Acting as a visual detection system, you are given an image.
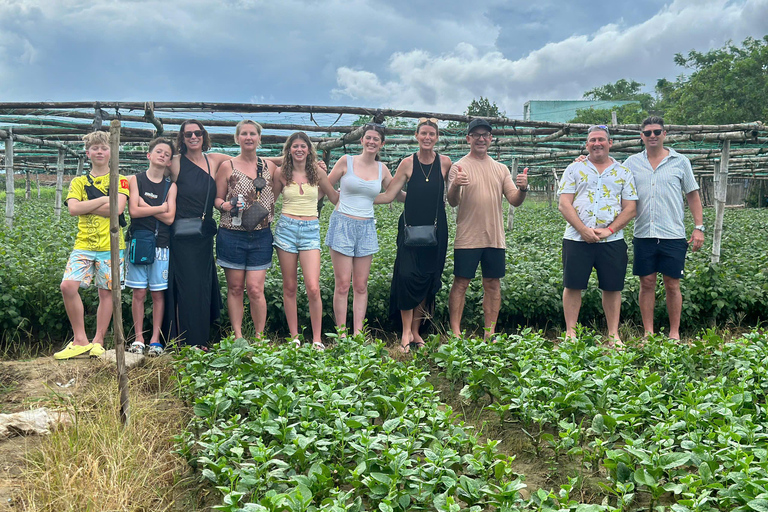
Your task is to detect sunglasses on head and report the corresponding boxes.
[418,117,439,125]
[363,123,385,130]
[183,130,204,138]
[642,129,663,137]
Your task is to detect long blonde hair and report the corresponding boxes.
[281,132,320,186]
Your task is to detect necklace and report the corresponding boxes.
[416,155,437,182]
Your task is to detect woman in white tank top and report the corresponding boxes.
[325,123,404,337]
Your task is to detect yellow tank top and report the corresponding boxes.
[282,182,319,217]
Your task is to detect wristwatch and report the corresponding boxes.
[694,225,705,232]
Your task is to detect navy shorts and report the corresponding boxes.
[562,239,627,291]
[216,227,273,271]
[633,237,688,278]
[453,247,506,279]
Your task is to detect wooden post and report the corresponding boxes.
[76,156,84,176]
[551,168,560,209]
[54,148,65,220]
[108,119,129,426]
[506,158,518,231]
[25,169,31,200]
[36,170,40,199]
[711,141,730,264]
[611,111,618,126]
[4,137,14,228]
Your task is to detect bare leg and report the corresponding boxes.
[131,287,147,343]
[410,299,428,346]
[330,250,352,330]
[245,270,268,337]
[639,274,657,336]
[602,290,622,344]
[92,288,114,346]
[277,249,300,338]
[149,290,164,344]
[299,250,323,344]
[400,309,414,351]
[224,268,246,339]
[482,278,501,338]
[562,287,582,339]
[351,255,373,335]
[61,280,89,345]
[449,276,471,335]
[663,275,682,340]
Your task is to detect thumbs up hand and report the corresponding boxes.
[516,167,529,191]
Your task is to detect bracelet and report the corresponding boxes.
[519,186,528,192]
[607,226,614,234]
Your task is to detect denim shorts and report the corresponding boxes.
[273,215,321,253]
[216,227,273,271]
[325,210,379,257]
[126,247,170,291]
[63,249,125,290]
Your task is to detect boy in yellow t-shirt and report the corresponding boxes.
[54,131,130,360]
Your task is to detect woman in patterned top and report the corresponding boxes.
[214,120,278,340]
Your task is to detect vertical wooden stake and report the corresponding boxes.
[76,156,84,176]
[611,110,618,126]
[4,137,14,228]
[25,169,31,200]
[711,141,730,264]
[54,149,65,221]
[507,158,518,231]
[108,120,130,426]
[36,171,40,199]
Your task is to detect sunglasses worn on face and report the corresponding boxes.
[469,132,491,140]
[184,130,204,138]
[642,129,663,137]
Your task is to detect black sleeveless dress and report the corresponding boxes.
[163,155,221,347]
[389,153,448,323]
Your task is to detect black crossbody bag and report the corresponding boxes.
[172,154,215,238]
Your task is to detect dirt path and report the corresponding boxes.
[0,357,102,510]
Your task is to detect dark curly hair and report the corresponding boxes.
[281,132,320,186]
[176,119,211,154]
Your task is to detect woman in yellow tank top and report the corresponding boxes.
[273,132,338,350]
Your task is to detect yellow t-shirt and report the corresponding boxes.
[67,173,130,251]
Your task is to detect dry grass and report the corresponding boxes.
[17,358,205,512]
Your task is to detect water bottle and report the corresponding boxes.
[232,194,243,227]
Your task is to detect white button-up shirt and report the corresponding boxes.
[558,158,638,242]
[623,148,698,239]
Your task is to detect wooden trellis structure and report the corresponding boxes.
[2,102,767,233]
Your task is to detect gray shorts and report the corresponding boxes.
[325,209,379,257]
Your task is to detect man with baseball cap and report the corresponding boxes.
[447,118,529,339]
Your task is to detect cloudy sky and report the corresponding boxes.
[1,0,766,118]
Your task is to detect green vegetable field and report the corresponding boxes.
[3,192,768,511]
[1,192,767,341]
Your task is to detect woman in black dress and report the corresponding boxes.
[164,120,232,348]
[375,118,451,352]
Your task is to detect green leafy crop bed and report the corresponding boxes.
[177,328,768,511]
[1,196,767,342]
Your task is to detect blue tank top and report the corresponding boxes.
[337,155,383,218]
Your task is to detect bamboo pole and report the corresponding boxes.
[507,159,518,231]
[4,137,14,228]
[108,119,129,426]
[54,149,65,221]
[711,141,730,264]
[36,171,40,199]
[25,170,30,200]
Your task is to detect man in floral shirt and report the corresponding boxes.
[558,125,637,346]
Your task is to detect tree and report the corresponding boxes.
[569,102,648,125]
[583,79,655,111]
[464,97,506,118]
[660,36,768,124]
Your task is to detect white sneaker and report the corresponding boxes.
[128,341,145,354]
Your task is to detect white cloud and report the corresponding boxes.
[333,0,768,116]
